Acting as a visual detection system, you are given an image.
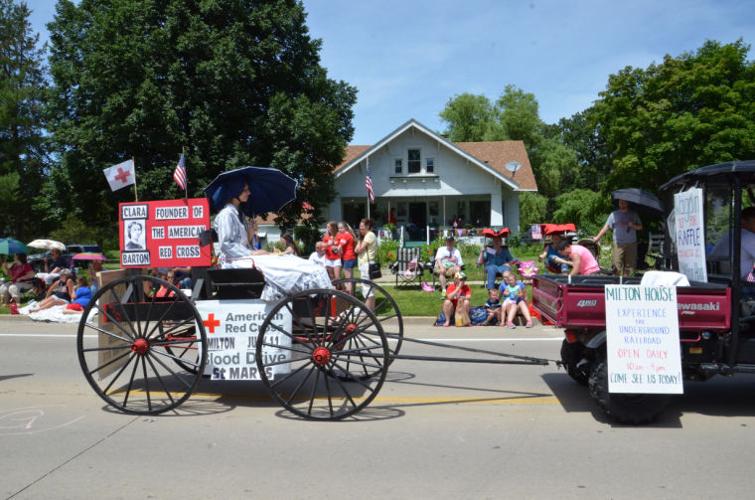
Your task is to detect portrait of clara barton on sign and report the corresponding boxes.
[124,220,146,251]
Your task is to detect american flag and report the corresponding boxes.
[173,153,187,191]
[365,163,375,203]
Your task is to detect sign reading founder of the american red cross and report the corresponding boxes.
[118,198,212,268]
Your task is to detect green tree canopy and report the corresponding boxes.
[592,39,755,190]
[46,0,356,233]
[0,0,47,239]
[439,93,495,142]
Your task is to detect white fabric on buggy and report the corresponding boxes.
[220,254,332,301]
[640,271,690,287]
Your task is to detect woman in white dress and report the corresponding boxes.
[211,178,330,301]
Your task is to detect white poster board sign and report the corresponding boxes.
[196,300,292,380]
[605,285,683,394]
[674,188,707,282]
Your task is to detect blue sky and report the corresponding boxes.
[27,0,755,144]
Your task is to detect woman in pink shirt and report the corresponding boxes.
[558,241,601,276]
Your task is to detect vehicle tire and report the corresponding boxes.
[560,339,589,386]
[588,361,670,425]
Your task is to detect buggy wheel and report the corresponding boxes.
[332,277,403,363]
[256,289,389,420]
[77,275,207,415]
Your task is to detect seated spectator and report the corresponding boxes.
[477,235,517,289]
[172,266,192,289]
[281,233,299,256]
[308,241,328,268]
[87,261,104,293]
[46,248,69,274]
[500,271,532,328]
[441,271,471,327]
[434,235,463,293]
[483,287,502,325]
[539,233,571,274]
[557,240,601,276]
[64,276,93,314]
[29,270,75,312]
[0,253,35,304]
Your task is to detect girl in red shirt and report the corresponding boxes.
[337,222,357,291]
[322,221,341,282]
[441,272,472,327]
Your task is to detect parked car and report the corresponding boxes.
[66,243,103,254]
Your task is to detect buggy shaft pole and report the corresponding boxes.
[390,354,548,365]
[386,334,552,364]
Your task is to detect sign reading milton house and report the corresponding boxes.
[605,285,683,394]
[118,198,211,268]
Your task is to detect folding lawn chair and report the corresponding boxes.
[391,247,423,287]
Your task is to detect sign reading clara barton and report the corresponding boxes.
[605,285,683,394]
[196,300,293,381]
[118,198,211,268]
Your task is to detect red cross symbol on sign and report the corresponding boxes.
[203,313,221,334]
[115,167,131,184]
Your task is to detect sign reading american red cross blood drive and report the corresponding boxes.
[196,300,293,381]
[118,198,211,268]
[605,285,684,394]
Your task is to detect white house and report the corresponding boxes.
[329,119,538,238]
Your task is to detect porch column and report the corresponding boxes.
[491,187,504,227]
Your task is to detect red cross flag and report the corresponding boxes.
[103,159,136,191]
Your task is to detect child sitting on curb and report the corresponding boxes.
[500,271,533,329]
[483,287,502,325]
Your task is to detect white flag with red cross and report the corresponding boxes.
[103,159,136,191]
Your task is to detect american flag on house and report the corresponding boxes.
[365,162,375,203]
[173,153,187,191]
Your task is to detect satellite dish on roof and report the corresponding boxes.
[505,161,522,173]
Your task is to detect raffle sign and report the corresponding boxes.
[118,198,211,268]
[196,300,293,381]
[674,188,707,282]
[605,285,683,394]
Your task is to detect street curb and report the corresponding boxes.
[0,315,35,322]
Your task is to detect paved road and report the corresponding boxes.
[1,318,755,499]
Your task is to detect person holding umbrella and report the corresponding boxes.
[593,198,643,276]
[204,166,331,301]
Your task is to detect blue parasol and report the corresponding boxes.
[612,188,664,214]
[0,238,29,255]
[204,166,298,217]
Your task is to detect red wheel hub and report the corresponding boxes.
[131,337,149,355]
[312,346,331,367]
[345,323,358,334]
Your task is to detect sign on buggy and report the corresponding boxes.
[118,198,211,268]
[605,285,683,394]
[196,300,293,381]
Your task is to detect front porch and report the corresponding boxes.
[341,195,501,239]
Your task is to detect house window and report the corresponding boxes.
[394,158,403,174]
[408,149,421,173]
[425,157,434,173]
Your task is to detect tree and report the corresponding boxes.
[46,0,356,232]
[439,93,496,141]
[592,40,755,190]
[0,0,47,239]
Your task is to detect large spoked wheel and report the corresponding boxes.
[256,288,389,420]
[333,277,403,364]
[77,275,207,415]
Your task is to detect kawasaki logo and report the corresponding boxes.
[678,302,720,312]
[576,299,598,308]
